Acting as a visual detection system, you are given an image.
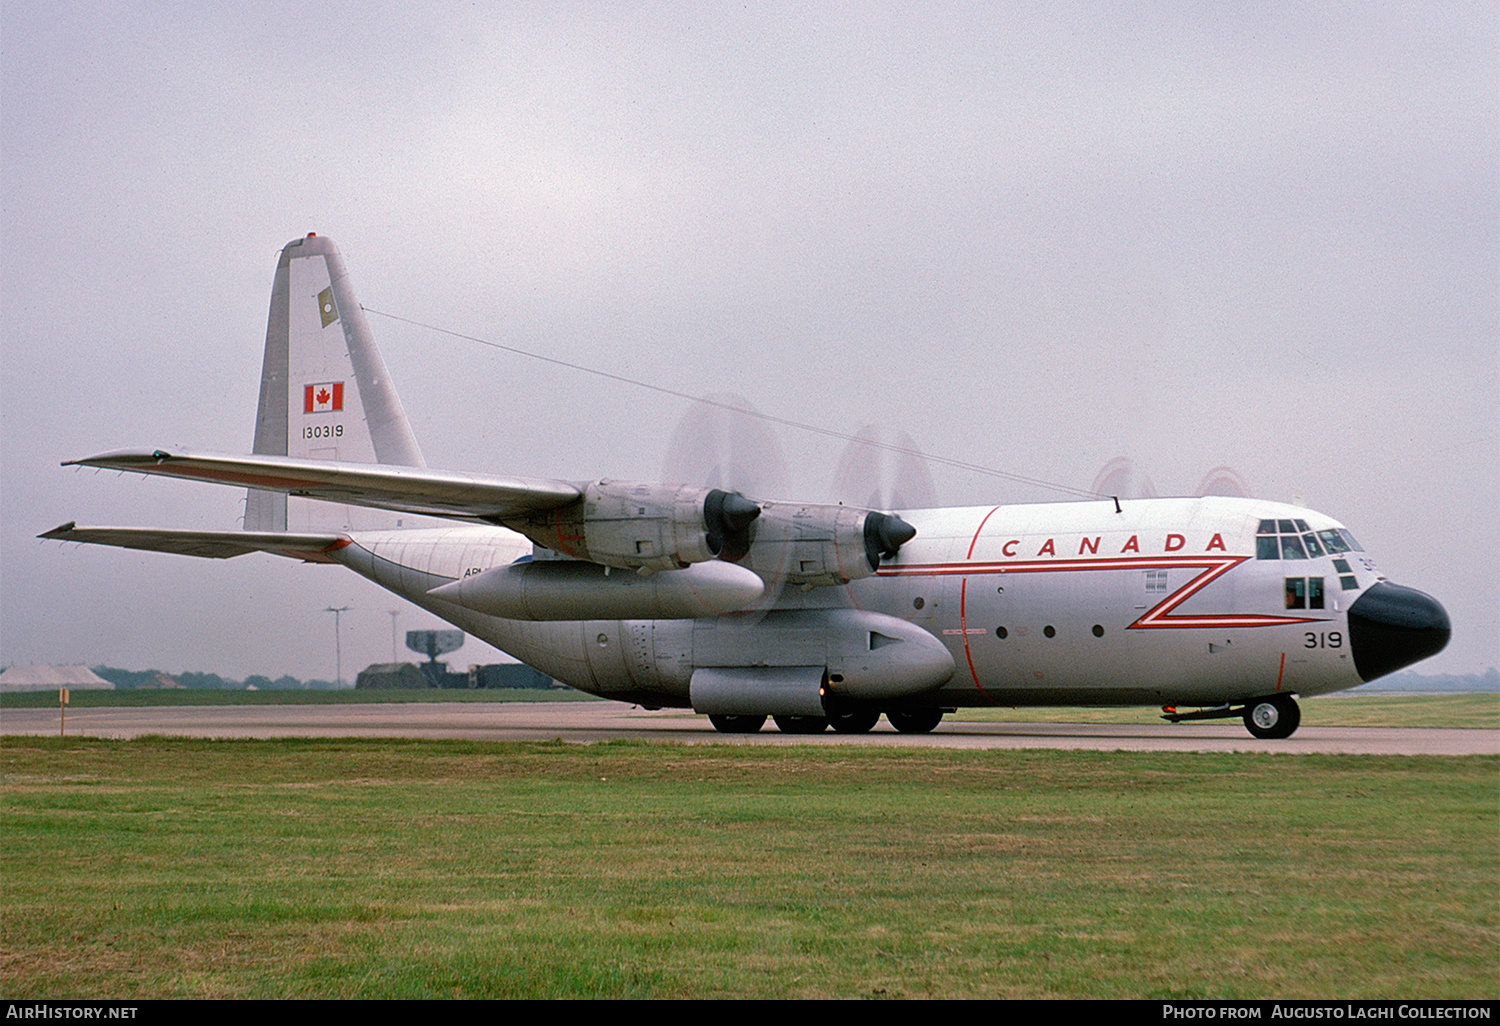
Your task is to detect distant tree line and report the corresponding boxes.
[90,663,562,691]
[1361,668,1500,693]
[92,667,339,690]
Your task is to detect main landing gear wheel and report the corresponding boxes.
[773,714,829,734]
[828,709,881,734]
[1242,695,1301,740]
[886,709,944,734]
[709,714,767,734]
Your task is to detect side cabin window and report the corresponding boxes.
[1285,576,1325,610]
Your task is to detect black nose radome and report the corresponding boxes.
[1347,582,1451,682]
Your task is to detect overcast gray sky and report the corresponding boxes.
[3,2,1495,681]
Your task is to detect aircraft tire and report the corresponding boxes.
[1242,695,1300,740]
[887,709,944,734]
[709,714,767,734]
[773,714,829,734]
[828,709,881,734]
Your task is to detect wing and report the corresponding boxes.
[63,449,582,522]
[38,523,352,562]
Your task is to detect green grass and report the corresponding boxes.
[2,737,1495,999]
[0,687,599,709]
[1300,692,1500,728]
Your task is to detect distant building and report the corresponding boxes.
[354,661,560,690]
[355,662,431,690]
[0,665,114,692]
[472,663,557,690]
[139,671,184,689]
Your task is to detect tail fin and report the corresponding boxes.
[246,234,425,531]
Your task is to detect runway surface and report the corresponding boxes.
[3,701,1495,755]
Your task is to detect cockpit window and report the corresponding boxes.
[1317,529,1350,554]
[1259,519,1353,561]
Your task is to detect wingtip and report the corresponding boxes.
[59,448,174,470]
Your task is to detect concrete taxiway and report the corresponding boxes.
[2,701,1495,755]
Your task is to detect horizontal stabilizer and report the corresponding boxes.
[63,449,582,523]
[39,523,352,563]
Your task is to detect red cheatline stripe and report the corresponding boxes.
[880,554,1247,576]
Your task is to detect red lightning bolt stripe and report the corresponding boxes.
[879,554,1318,630]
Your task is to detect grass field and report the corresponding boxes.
[0,687,599,709]
[3,737,1495,999]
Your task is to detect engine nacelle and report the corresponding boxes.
[507,481,760,574]
[740,502,917,586]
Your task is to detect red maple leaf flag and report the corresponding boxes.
[304,381,344,413]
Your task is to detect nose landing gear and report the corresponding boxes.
[1161,694,1303,739]
[1242,694,1301,740]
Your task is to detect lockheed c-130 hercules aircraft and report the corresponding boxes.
[44,234,1452,738]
